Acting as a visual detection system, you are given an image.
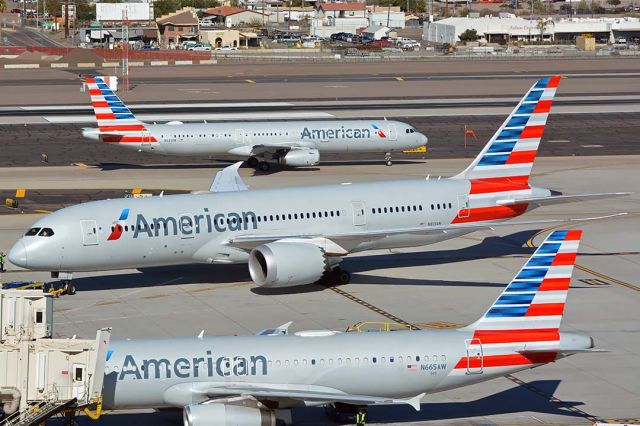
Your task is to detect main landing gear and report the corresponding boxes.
[320,267,351,286]
[247,156,271,172]
[325,403,367,425]
[385,152,393,166]
[61,280,76,295]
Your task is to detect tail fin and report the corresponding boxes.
[85,76,156,143]
[467,229,581,340]
[454,76,562,182]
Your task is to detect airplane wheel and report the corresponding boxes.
[386,160,393,166]
[247,157,259,168]
[258,161,270,172]
[333,268,351,285]
[63,281,76,295]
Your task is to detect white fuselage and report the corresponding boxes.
[84,119,427,158]
[9,177,545,273]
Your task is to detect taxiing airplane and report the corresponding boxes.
[9,76,627,294]
[81,77,427,170]
[101,230,598,426]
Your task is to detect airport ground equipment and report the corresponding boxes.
[0,289,111,425]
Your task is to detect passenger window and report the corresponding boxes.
[372,357,377,363]
[25,227,41,236]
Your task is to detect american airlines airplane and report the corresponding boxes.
[8,76,626,295]
[81,77,427,170]
[101,230,597,426]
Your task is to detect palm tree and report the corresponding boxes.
[0,0,7,13]
[536,17,551,42]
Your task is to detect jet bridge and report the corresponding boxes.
[0,289,111,425]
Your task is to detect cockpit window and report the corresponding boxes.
[38,228,54,237]
[25,227,41,236]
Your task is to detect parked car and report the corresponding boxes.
[368,39,393,47]
[330,32,354,42]
[215,45,238,51]
[302,35,325,43]
[190,44,212,51]
[140,44,160,50]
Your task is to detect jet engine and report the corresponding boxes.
[183,403,275,426]
[280,148,320,167]
[248,242,328,288]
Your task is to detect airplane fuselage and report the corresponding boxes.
[84,119,427,158]
[10,177,548,273]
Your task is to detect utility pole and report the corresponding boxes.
[64,0,69,38]
[122,7,129,91]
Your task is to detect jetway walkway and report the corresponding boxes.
[0,289,111,425]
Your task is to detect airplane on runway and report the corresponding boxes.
[99,230,598,426]
[80,77,427,170]
[9,76,628,295]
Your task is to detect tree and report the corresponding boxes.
[459,28,479,42]
[536,17,550,41]
[0,0,6,13]
[414,0,426,13]
[154,0,180,18]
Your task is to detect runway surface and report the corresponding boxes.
[0,113,637,168]
[0,156,638,425]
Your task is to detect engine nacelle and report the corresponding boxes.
[183,403,275,426]
[280,148,320,167]
[248,242,327,288]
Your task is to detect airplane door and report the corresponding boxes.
[71,363,87,399]
[234,129,245,145]
[457,194,470,218]
[387,124,398,141]
[465,338,483,374]
[80,220,99,246]
[351,201,366,226]
[141,130,154,151]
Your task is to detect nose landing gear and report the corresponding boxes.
[385,152,392,166]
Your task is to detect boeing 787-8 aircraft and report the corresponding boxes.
[100,230,597,426]
[81,77,427,170]
[9,76,627,294]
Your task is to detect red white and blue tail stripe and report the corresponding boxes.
[86,76,156,144]
[452,230,581,374]
[469,229,581,339]
[455,75,561,182]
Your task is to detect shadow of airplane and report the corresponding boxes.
[76,380,589,425]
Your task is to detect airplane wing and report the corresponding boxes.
[224,213,627,252]
[209,162,249,193]
[496,192,630,207]
[199,383,424,411]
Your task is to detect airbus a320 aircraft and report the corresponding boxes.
[81,77,427,170]
[9,76,627,294]
[100,230,597,426]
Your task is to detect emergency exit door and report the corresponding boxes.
[387,124,397,141]
[351,201,366,226]
[80,220,99,245]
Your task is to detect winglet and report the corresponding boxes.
[197,330,205,340]
[210,162,249,193]
[257,321,293,336]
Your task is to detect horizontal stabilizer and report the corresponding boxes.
[497,192,631,207]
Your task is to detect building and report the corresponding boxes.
[315,2,367,20]
[311,2,368,37]
[156,8,199,47]
[362,24,389,40]
[423,15,640,45]
[368,5,405,29]
[200,28,260,48]
[203,6,268,28]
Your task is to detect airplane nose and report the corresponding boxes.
[8,241,27,268]
[421,134,428,145]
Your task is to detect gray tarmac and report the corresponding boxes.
[1,112,639,168]
[0,156,638,425]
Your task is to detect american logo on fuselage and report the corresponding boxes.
[116,351,268,381]
[108,208,258,241]
[300,126,375,140]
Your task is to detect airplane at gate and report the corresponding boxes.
[81,77,428,170]
[100,230,598,426]
[8,76,628,294]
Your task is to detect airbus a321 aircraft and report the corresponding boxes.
[81,77,427,170]
[100,230,597,426]
[9,76,627,294]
